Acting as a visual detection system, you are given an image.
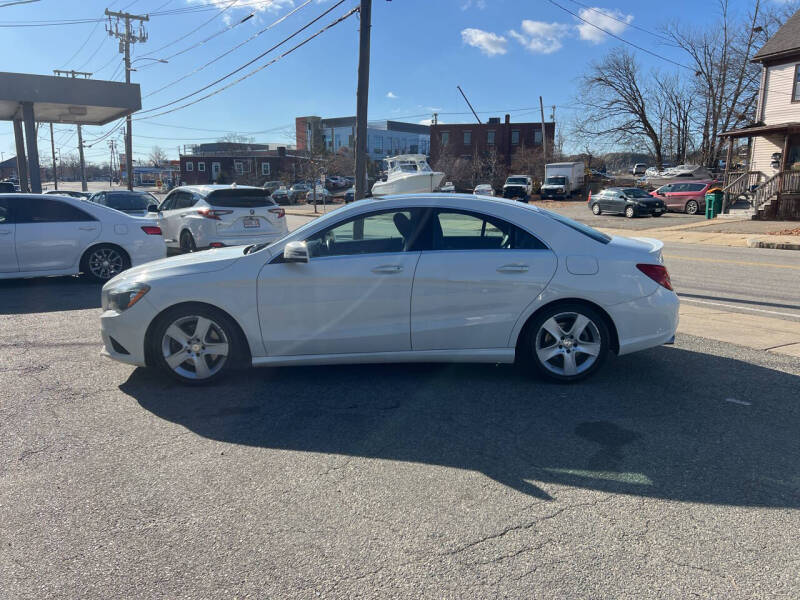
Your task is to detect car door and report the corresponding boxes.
[603,191,624,214]
[410,209,557,350]
[158,191,189,245]
[258,208,426,356]
[665,183,689,210]
[14,197,100,272]
[0,198,18,272]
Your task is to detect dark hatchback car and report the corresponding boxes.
[589,187,666,218]
[89,190,159,216]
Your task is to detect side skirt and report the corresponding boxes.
[251,348,516,368]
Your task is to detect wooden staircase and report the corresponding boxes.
[722,170,800,219]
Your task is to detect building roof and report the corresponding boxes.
[0,156,16,169]
[752,10,800,62]
[720,122,800,138]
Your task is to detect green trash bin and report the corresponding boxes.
[705,188,724,219]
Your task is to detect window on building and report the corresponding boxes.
[185,161,194,172]
[375,136,384,154]
[534,129,542,145]
[511,130,520,145]
[487,130,495,145]
[234,161,243,174]
[441,131,450,146]
[198,162,206,172]
[463,131,472,145]
[794,64,800,102]
[262,162,270,176]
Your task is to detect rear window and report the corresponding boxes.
[105,192,155,210]
[206,189,276,208]
[542,210,611,244]
[623,188,652,198]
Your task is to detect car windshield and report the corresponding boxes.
[206,189,276,207]
[545,177,566,185]
[507,177,527,184]
[104,192,155,210]
[623,188,653,198]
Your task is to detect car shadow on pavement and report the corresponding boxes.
[0,277,101,314]
[121,344,800,508]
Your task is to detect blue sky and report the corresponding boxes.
[0,0,793,163]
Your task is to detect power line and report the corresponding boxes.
[142,0,312,98]
[545,0,691,71]
[137,0,348,115]
[136,6,358,120]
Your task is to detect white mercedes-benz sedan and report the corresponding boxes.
[100,194,678,384]
[0,193,166,282]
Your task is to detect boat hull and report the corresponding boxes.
[372,171,445,196]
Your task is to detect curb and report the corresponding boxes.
[746,237,800,251]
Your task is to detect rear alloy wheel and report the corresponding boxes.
[625,206,635,218]
[151,307,242,384]
[180,230,197,253]
[82,245,130,282]
[591,203,601,215]
[685,200,699,215]
[523,303,609,383]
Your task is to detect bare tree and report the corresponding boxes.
[148,146,167,167]
[576,48,665,168]
[510,143,544,179]
[217,132,255,145]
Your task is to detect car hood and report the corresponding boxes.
[108,247,245,285]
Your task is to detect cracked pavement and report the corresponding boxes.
[1,277,799,599]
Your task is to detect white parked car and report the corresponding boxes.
[305,185,331,203]
[100,194,679,385]
[473,184,495,196]
[156,185,288,252]
[0,193,165,282]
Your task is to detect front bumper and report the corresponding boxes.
[99,298,158,367]
[634,204,666,216]
[607,286,679,356]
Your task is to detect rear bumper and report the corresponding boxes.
[607,286,679,356]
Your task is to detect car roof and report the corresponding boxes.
[174,184,264,196]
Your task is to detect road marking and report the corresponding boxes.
[663,254,800,270]
[678,297,800,319]
[725,398,751,406]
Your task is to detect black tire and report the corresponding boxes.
[520,302,610,383]
[625,206,635,218]
[653,211,663,217]
[591,203,601,215]
[685,200,699,215]
[179,230,197,253]
[148,304,248,385]
[80,244,131,282]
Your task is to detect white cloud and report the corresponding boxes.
[509,20,570,54]
[186,0,295,14]
[460,0,487,9]
[386,91,398,99]
[460,28,508,56]
[576,7,633,44]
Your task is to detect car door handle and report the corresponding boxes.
[371,265,403,274]
[497,264,529,273]
[78,226,97,231]
[0,229,11,235]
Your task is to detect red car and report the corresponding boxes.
[650,180,717,215]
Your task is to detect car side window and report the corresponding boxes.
[0,199,10,224]
[94,192,107,206]
[687,183,706,192]
[15,198,96,223]
[434,209,546,251]
[305,209,423,258]
[671,184,689,193]
[159,192,176,211]
[658,185,672,194]
[175,192,197,210]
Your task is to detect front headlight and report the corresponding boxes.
[102,282,151,312]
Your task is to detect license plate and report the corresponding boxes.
[654,208,663,213]
[243,217,260,228]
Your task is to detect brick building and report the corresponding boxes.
[430,115,555,166]
[178,142,307,186]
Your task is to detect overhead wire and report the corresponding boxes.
[139,0,240,58]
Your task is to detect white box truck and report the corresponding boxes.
[540,162,585,199]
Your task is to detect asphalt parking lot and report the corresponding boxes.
[2,277,799,598]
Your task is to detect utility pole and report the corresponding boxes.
[105,8,149,191]
[49,123,58,190]
[539,96,548,163]
[54,69,92,192]
[108,139,116,186]
[354,0,371,201]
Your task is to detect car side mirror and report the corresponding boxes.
[283,240,309,263]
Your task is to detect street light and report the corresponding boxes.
[129,57,168,71]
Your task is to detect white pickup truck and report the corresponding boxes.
[502,175,533,201]
[540,162,585,199]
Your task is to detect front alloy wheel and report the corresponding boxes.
[591,203,601,215]
[685,200,699,215]
[524,304,609,382]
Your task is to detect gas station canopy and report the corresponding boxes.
[0,71,141,193]
[0,71,140,125]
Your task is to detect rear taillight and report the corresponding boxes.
[269,207,285,218]
[141,226,162,235]
[636,263,673,291]
[197,208,234,220]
